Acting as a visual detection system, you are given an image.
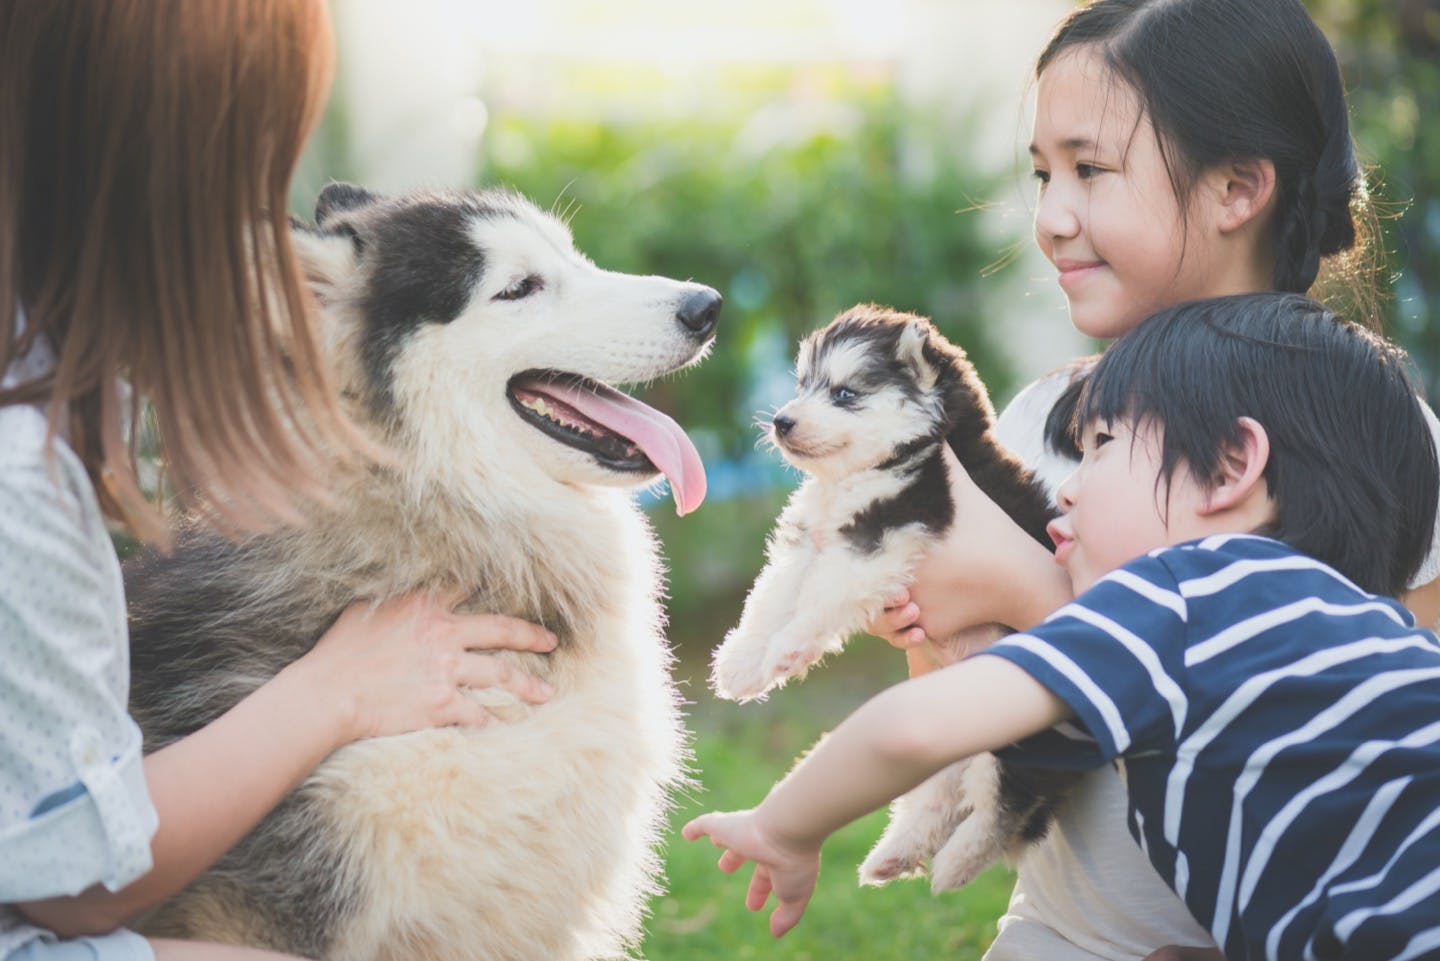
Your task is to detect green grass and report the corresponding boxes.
[641,653,1014,960]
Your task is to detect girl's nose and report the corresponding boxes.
[1034,183,1081,244]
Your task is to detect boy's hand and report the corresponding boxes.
[682,810,820,938]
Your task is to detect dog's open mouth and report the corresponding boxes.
[507,371,707,516]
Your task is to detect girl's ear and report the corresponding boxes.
[1207,157,1278,234]
[1201,416,1271,515]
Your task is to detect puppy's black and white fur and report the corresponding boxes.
[711,303,1077,890]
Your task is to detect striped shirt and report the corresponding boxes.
[987,534,1440,961]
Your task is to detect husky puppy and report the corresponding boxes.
[711,303,1075,890]
[125,184,720,961]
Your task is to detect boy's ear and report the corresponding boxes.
[1201,416,1271,515]
[1207,157,1277,235]
[896,320,939,391]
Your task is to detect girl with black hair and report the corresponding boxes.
[860,1,1440,958]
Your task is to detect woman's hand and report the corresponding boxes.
[297,590,559,742]
[682,810,821,938]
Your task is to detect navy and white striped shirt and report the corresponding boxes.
[987,534,1440,961]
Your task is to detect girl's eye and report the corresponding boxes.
[831,386,857,403]
[1093,430,1114,448]
[495,276,542,301]
[1076,163,1102,180]
[1031,168,1051,187]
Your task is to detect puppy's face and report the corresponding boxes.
[770,307,946,479]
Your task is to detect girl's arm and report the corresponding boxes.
[17,594,555,936]
[684,655,1069,936]
[1401,576,1440,630]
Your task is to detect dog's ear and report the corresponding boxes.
[896,320,940,391]
[291,224,362,305]
[315,182,381,226]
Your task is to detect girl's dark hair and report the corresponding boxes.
[1077,293,1437,598]
[1037,0,1366,297]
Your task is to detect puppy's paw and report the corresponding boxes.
[711,628,779,701]
[928,823,1005,893]
[858,842,928,887]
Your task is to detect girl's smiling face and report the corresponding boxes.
[1029,46,1223,340]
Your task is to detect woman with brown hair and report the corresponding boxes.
[0,3,553,960]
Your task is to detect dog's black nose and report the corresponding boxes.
[676,288,722,338]
[773,414,796,437]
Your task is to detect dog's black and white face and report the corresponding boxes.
[771,306,948,480]
[293,184,719,514]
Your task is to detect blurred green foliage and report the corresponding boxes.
[1313,0,1440,392]
[476,95,1012,653]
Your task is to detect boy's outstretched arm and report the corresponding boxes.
[684,654,1069,936]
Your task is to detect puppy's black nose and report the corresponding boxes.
[676,288,722,338]
[773,414,796,437]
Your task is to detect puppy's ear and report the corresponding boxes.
[292,224,362,305]
[896,320,940,391]
[315,182,381,226]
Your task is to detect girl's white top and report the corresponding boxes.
[980,367,1440,961]
[0,322,158,955]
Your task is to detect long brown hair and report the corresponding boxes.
[0,0,367,544]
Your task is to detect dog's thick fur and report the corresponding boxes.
[125,184,720,961]
[710,304,1077,890]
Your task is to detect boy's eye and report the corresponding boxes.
[1031,168,1051,187]
[494,275,542,301]
[831,386,857,403]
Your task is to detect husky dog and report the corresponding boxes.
[125,184,720,961]
[710,304,1076,890]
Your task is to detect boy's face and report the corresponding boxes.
[1048,418,1209,593]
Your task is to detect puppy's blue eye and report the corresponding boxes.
[831,386,856,403]
[495,276,541,301]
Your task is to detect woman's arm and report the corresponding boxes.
[18,594,556,936]
[684,655,1068,936]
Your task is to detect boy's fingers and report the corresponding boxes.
[745,865,774,911]
[681,819,708,842]
[770,898,807,938]
[718,849,748,873]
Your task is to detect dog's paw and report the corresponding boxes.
[711,630,777,701]
[858,845,928,887]
[928,824,1005,893]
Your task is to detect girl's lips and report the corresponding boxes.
[1056,259,1106,290]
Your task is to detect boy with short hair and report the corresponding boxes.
[684,293,1440,961]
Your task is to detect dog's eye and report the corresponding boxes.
[831,386,857,403]
[495,276,542,301]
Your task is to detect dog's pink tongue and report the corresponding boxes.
[540,379,707,516]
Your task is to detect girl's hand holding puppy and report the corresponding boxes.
[868,446,1071,649]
